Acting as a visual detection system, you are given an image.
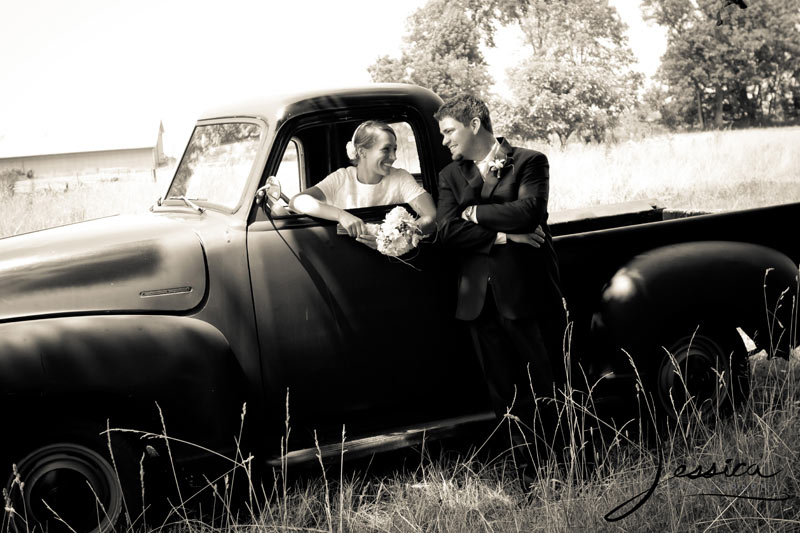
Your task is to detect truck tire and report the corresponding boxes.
[645,325,750,424]
[3,423,143,533]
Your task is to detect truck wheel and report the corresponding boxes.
[4,429,140,533]
[649,326,749,424]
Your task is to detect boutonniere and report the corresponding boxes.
[489,158,513,177]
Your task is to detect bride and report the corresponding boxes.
[289,120,436,248]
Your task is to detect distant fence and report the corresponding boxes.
[13,167,169,194]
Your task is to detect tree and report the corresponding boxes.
[370,0,642,145]
[500,61,636,147]
[643,0,800,129]
[368,0,494,100]
[498,0,642,146]
[1,168,25,197]
[516,0,637,68]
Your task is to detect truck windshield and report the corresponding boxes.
[167,122,262,210]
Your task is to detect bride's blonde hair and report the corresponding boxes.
[346,121,396,165]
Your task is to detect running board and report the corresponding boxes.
[266,412,495,468]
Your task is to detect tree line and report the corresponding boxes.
[368,0,800,147]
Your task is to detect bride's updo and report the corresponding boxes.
[345,121,396,165]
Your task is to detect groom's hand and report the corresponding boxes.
[507,225,545,248]
[461,205,478,223]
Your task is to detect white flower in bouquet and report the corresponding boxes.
[374,206,421,257]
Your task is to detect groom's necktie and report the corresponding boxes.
[479,160,499,200]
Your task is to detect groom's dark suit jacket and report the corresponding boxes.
[436,138,563,321]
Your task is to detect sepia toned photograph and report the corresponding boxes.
[1,0,798,531]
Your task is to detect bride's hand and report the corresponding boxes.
[337,210,367,237]
[416,215,436,236]
[356,234,377,250]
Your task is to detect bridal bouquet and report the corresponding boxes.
[371,206,422,257]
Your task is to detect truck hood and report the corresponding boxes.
[0,214,207,321]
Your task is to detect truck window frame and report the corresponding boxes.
[273,136,305,202]
[252,106,434,225]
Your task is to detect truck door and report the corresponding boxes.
[246,113,487,448]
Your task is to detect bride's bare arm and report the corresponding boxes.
[289,187,367,237]
[409,192,437,235]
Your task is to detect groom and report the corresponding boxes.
[433,94,567,483]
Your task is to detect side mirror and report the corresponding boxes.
[255,177,290,215]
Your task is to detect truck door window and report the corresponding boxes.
[275,138,303,200]
[282,118,424,199]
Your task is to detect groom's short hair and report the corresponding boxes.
[434,94,494,134]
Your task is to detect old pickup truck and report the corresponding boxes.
[1,84,798,531]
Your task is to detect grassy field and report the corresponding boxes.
[535,126,800,213]
[1,126,799,531]
[101,350,800,532]
[0,168,171,239]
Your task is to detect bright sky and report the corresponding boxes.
[0,0,666,157]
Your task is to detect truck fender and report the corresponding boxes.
[0,314,248,453]
[594,241,798,359]
[591,241,798,421]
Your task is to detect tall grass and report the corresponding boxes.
[84,347,797,532]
